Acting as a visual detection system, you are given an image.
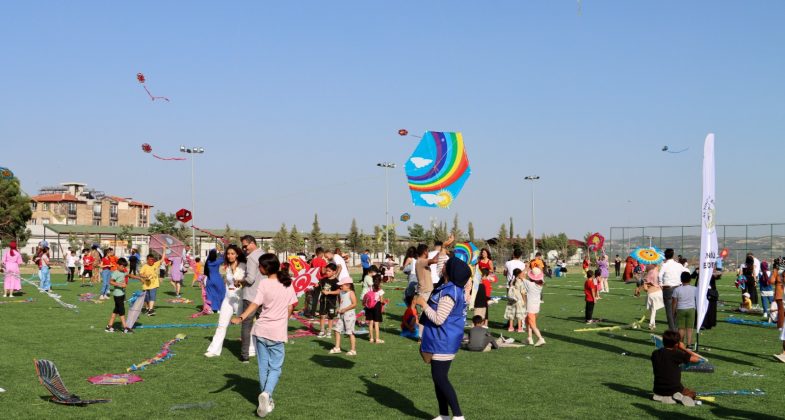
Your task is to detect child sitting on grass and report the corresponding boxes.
[105,258,132,333]
[400,295,419,339]
[651,330,701,406]
[464,315,520,351]
[329,278,357,356]
[584,270,598,323]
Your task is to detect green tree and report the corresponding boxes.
[497,223,509,252]
[272,223,289,256]
[309,213,323,251]
[0,178,32,247]
[221,224,241,245]
[117,225,135,251]
[467,221,475,243]
[407,223,430,244]
[432,222,448,243]
[289,225,304,254]
[149,211,189,242]
[509,217,514,239]
[347,219,362,256]
[326,234,341,253]
[67,233,81,252]
[450,214,464,242]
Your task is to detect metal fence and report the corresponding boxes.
[608,224,785,268]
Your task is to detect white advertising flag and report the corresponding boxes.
[696,133,717,331]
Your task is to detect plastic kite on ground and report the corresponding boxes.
[406,131,471,208]
[400,213,411,222]
[141,143,186,161]
[0,167,14,180]
[87,373,143,386]
[127,334,186,372]
[587,233,605,252]
[454,242,479,266]
[630,246,664,265]
[662,145,689,154]
[0,297,33,304]
[136,72,170,102]
[34,359,110,406]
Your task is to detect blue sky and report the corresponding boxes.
[2,1,784,239]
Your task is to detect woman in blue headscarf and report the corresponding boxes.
[414,256,469,420]
[204,249,225,312]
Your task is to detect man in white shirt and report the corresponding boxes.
[427,236,454,285]
[327,248,352,284]
[504,248,526,286]
[658,248,689,331]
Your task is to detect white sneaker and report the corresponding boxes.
[453,417,466,420]
[527,337,534,345]
[204,352,219,358]
[347,350,357,356]
[257,392,271,417]
[653,394,676,404]
[673,392,695,407]
[329,347,341,354]
[268,398,275,414]
[774,353,785,363]
[534,338,546,347]
[431,416,449,420]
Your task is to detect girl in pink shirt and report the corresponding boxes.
[2,241,23,297]
[232,253,297,418]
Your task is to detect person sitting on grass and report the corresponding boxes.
[672,272,698,349]
[464,315,520,352]
[105,258,132,333]
[400,295,419,339]
[584,270,598,324]
[651,330,701,406]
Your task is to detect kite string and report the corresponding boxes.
[142,84,170,102]
[152,155,186,161]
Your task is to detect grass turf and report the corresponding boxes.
[1,270,784,419]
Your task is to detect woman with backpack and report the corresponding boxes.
[363,275,385,343]
[504,268,527,332]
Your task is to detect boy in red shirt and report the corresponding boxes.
[584,270,598,323]
[82,250,94,288]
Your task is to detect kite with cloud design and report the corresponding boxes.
[405,131,471,208]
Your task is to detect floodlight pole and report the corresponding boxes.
[180,146,205,256]
[377,162,396,255]
[525,175,540,255]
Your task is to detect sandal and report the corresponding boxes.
[375,339,385,344]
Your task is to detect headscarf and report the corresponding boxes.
[444,257,471,289]
[761,261,770,285]
[8,241,17,256]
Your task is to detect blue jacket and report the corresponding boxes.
[421,282,466,355]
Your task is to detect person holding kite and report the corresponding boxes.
[597,255,610,294]
[231,254,298,418]
[128,245,166,317]
[414,257,469,420]
[204,249,226,313]
[205,245,247,358]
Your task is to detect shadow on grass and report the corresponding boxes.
[546,315,628,326]
[630,403,702,419]
[603,382,651,399]
[710,406,783,420]
[543,331,648,360]
[211,373,258,406]
[310,354,355,369]
[597,332,757,367]
[357,376,432,419]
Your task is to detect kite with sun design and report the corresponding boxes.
[405,131,471,208]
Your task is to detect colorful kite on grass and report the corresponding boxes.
[141,143,186,161]
[136,72,170,102]
[127,334,186,372]
[406,131,471,208]
[587,233,605,252]
[87,373,143,386]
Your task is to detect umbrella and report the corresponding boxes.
[587,233,605,252]
[406,131,471,208]
[149,234,186,258]
[630,246,664,265]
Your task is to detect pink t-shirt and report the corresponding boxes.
[251,277,298,343]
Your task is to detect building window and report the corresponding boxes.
[67,202,77,215]
[31,202,38,211]
[93,204,102,217]
[66,219,76,225]
[42,218,50,224]
[43,203,50,211]
[30,218,37,225]
[93,219,101,226]
[110,204,118,217]
[109,221,118,227]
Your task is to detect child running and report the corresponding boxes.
[505,268,527,332]
[330,277,358,356]
[105,258,132,333]
[191,257,203,287]
[363,275,385,344]
[81,249,94,287]
[584,270,598,324]
[129,247,165,317]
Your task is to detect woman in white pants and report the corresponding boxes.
[205,244,247,358]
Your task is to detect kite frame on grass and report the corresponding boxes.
[127,334,187,372]
[34,359,111,406]
[87,373,143,386]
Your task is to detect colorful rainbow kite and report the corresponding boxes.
[454,242,479,265]
[405,131,471,208]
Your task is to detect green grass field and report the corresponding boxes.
[2,270,784,419]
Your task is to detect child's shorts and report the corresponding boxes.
[676,309,696,329]
[113,295,126,315]
[145,288,158,303]
[333,311,356,335]
[365,302,384,322]
[320,297,337,319]
[83,269,92,278]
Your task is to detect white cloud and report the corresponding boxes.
[420,193,444,205]
[410,157,433,169]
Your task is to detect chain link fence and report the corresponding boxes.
[608,224,785,269]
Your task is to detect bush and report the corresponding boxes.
[21,253,30,264]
